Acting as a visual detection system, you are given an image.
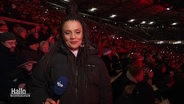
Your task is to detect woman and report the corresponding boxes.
[28,2,112,104]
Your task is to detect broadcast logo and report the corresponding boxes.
[10,88,30,97]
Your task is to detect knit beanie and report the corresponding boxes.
[0,32,16,42]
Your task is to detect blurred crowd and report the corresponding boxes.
[0,0,184,104]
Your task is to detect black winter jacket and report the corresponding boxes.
[29,46,113,104]
[0,44,26,101]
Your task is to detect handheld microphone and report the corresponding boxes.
[53,76,68,101]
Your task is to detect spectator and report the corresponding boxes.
[0,32,32,104]
[39,40,50,55]
[113,65,155,104]
[21,34,42,63]
[0,20,9,33]
[14,27,28,50]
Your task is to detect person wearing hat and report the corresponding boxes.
[0,32,31,104]
[14,27,28,51]
[0,32,17,52]
[20,34,42,64]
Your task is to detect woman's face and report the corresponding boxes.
[62,20,83,51]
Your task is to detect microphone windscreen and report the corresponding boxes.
[54,76,68,95]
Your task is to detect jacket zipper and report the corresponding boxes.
[74,56,78,100]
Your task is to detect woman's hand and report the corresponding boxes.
[44,98,60,104]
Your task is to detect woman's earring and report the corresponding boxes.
[80,41,84,47]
